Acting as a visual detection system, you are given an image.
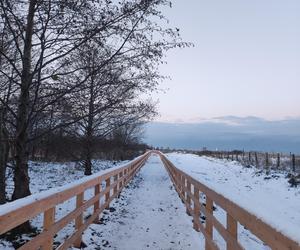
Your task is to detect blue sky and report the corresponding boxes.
[155,0,300,122]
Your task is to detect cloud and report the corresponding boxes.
[144,116,300,153]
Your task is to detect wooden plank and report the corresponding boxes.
[42,207,55,250]
[113,174,118,195]
[227,213,238,250]
[204,210,244,250]
[74,192,84,248]
[123,169,127,186]
[193,187,200,232]
[197,216,220,250]
[181,175,185,202]
[119,171,123,190]
[93,184,101,223]
[205,197,214,250]
[105,178,111,204]
[186,180,192,215]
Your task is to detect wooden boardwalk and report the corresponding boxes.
[0,151,299,250]
[77,154,202,249]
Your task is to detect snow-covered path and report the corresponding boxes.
[77,154,203,250]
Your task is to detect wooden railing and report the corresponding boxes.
[158,152,300,250]
[0,151,151,250]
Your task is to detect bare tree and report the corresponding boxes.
[0,0,179,200]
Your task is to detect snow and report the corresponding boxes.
[0,159,128,249]
[74,153,203,250]
[1,152,299,249]
[166,152,300,248]
[1,154,202,250]
[0,157,144,216]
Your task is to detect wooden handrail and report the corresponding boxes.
[0,152,151,249]
[158,151,300,250]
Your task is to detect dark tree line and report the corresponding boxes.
[0,0,188,207]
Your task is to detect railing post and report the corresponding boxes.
[205,197,213,250]
[227,213,237,250]
[130,164,134,179]
[105,177,111,205]
[180,175,185,202]
[119,171,123,190]
[186,180,191,216]
[74,192,84,248]
[193,187,200,232]
[93,184,101,223]
[124,169,128,185]
[43,207,55,250]
[176,172,181,198]
[113,174,118,195]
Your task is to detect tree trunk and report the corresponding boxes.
[12,0,37,201]
[84,69,95,176]
[0,114,9,204]
[84,136,92,175]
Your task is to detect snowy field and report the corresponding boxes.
[166,152,300,249]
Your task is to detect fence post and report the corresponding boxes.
[177,173,182,199]
[105,178,111,207]
[113,174,118,195]
[119,171,123,190]
[186,180,191,216]
[193,187,200,232]
[292,154,296,172]
[124,169,128,185]
[205,197,213,250]
[43,207,55,250]
[265,152,270,174]
[180,175,185,202]
[255,152,259,167]
[74,192,84,248]
[93,184,101,223]
[226,213,237,250]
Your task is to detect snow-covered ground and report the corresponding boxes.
[1,152,299,249]
[1,155,203,250]
[5,159,126,200]
[1,159,127,249]
[166,152,300,249]
[76,154,203,250]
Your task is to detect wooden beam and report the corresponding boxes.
[74,192,84,248]
[227,213,238,250]
[43,207,55,250]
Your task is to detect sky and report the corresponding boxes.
[144,116,300,153]
[154,0,300,123]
